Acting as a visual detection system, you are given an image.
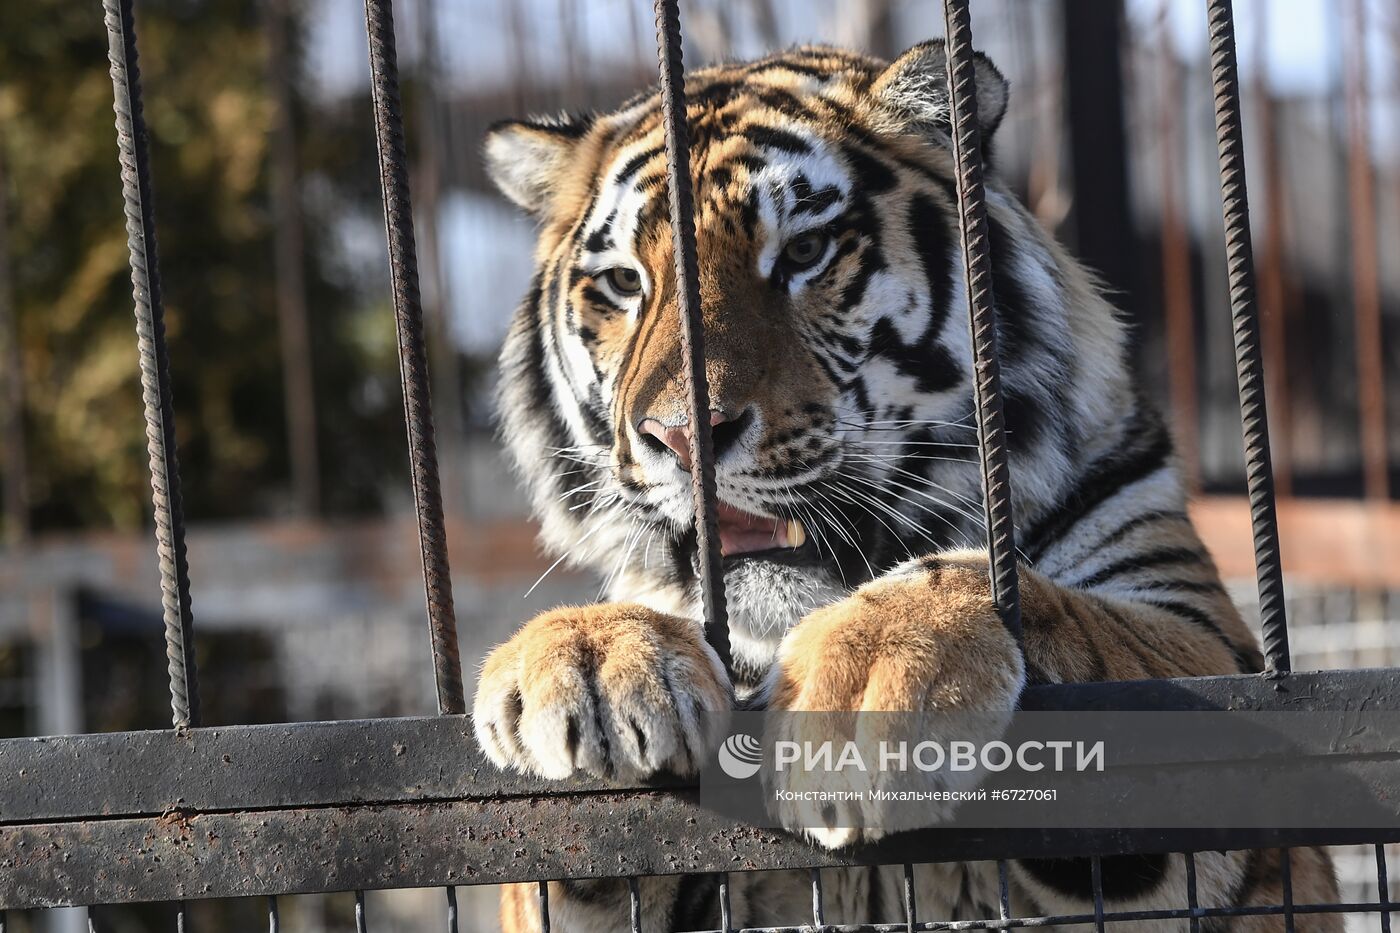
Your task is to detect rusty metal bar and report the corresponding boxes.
[651,0,731,670]
[102,0,200,728]
[1344,0,1389,501]
[1204,0,1290,672]
[5,668,1396,825]
[361,0,465,714]
[940,0,1022,641]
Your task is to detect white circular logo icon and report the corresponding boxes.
[717,733,763,779]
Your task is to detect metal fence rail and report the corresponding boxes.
[0,0,1395,930]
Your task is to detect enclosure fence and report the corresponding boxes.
[1,0,1399,931]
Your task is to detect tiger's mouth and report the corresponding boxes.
[715,501,816,562]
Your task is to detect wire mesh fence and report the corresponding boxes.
[1,0,1398,931]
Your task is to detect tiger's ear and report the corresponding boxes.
[872,40,1009,142]
[484,116,591,214]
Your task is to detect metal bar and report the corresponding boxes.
[101,0,200,728]
[1203,0,1290,673]
[720,874,733,933]
[1343,0,1389,501]
[810,868,825,929]
[4,669,1398,824]
[939,0,1021,641]
[355,889,367,933]
[651,0,731,671]
[1378,844,1392,933]
[1280,849,1295,933]
[1090,857,1105,933]
[445,885,457,933]
[361,0,465,714]
[178,901,190,933]
[629,876,643,933]
[10,788,1397,911]
[1184,852,1200,933]
[268,896,279,933]
[903,863,917,933]
[598,900,1400,933]
[997,860,1011,921]
[539,880,551,933]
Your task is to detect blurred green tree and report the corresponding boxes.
[0,0,405,532]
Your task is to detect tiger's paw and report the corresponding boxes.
[765,555,1025,849]
[473,603,732,781]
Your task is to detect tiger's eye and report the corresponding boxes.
[782,231,828,269]
[604,266,643,296]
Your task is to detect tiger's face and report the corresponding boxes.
[488,43,1128,678]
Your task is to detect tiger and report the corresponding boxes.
[472,40,1340,933]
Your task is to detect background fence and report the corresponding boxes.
[1,0,1399,930]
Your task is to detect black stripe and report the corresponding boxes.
[1023,416,1173,561]
[1139,597,1256,672]
[1071,546,1206,590]
[742,125,811,154]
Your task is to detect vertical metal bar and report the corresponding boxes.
[88,907,99,933]
[268,896,279,933]
[651,0,731,670]
[1090,856,1105,933]
[1377,843,1392,933]
[102,0,200,728]
[265,0,321,517]
[903,863,918,933]
[1204,0,1290,672]
[361,0,465,714]
[810,868,825,929]
[1280,848,1295,933]
[0,141,29,549]
[719,874,733,933]
[355,889,367,933]
[178,902,190,933]
[940,0,1021,641]
[538,880,550,933]
[629,877,643,933]
[997,860,1011,921]
[1184,852,1201,933]
[1343,0,1389,501]
[445,885,458,933]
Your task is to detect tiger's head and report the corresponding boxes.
[487,43,1133,681]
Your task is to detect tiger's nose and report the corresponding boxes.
[637,409,748,471]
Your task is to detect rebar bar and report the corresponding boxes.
[1204,0,1290,672]
[362,0,465,713]
[652,0,731,671]
[940,0,1022,642]
[102,0,200,728]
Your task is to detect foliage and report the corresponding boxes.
[0,0,406,531]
